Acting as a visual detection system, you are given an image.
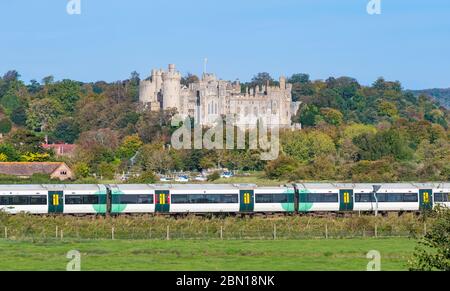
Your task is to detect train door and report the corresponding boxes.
[48,191,64,213]
[339,189,354,211]
[419,189,433,211]
[239,190,254,212]
[155,190,170,213]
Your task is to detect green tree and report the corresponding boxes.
[11,106,27,126]
[409,207,450,271]
[52,118,80,143]
[264,155,299,180]
[0,117,12,135]
[117,134,143,160]
[26,98,64,132]
[321,108,344,126]
[73,162,90,178]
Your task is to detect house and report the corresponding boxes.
[0,162,74,181]
[42,143,76,157]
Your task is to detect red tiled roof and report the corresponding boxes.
[0,162,67,176]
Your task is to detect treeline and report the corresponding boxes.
[0,70,448,182]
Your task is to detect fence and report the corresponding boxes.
[0,223,426,241]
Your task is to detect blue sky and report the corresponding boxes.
[0,0,449,89]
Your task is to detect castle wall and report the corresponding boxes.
[139,64,295,128]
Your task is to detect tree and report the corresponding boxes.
[264,155,299,180]
[20,152,51,162]
[283,131,336,163]
[98,161,116,180]
[0,143,20,161]
[6,129,44,154]
[0,117,12,135]
[289,73,310,84]
[73,162,90,178]
[127,171,156,184]
[11,106,27,126]
[409,207,450,271]
[251,72,274,87]
[117,134,143,160]
[181,73,199,86]
[52,118,80,143]
[321,108,344,126]
[2,70,20,82]
[0,90,21,114]
[26,98,64,132]
[42,75,54,85]
[45,79,82,112]
[353,129,413,161]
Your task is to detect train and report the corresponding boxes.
[0,183,449,215]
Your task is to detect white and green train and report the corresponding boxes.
[0,183,449,215]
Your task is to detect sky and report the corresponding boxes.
[0,0,449,90]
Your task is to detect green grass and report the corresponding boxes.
[0,238,417,271]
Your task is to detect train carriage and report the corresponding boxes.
[253,186,295,213]
[168,184,241,214]
[109,184,155,214]
[296,183,341,212]
[62,184,108,214]
[0,185,48,214]
[432,183,450,208]
[369,183,420,212]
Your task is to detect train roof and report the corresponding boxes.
[0,184,106,191]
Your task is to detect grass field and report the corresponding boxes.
[0,238,417,271]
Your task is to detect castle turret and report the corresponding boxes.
[279,76,286,90]
[162,64,182,110]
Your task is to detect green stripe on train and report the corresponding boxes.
[299,189,313,212]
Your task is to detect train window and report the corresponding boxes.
[65,195,83,205]
[0,195,47,205]
[434,193,450,202]
[11,196,30,205]
[171,194,238,204]
[83,195,99,205]
[303,193,338,203]
[0,196,10,205]
[66,195,100,205]
[355,193,375,203]
[375,193,418,202]
[256,194,289,203]
[117,195,153,204]
[29,196,47,205]
[403,193,419,202]
[388,194,403,202]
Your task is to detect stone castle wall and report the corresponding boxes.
[139,64,299,128]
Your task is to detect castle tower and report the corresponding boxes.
[162,64,182,110]
[279,76,286,90]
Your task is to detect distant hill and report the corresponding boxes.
[410,88,450,109]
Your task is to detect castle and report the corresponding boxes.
[139,64,300,128]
